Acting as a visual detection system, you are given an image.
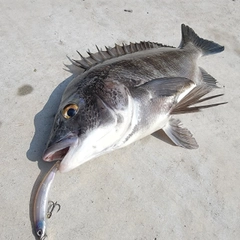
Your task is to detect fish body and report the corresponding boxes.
[33,161,60,239]
[43,24,225,173]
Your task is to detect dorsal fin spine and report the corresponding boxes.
[77,51,92,66]
[130,42,135,53]
[115,44,121,56]
[136,43,142,51]
[122,43,129,54]
[96,45,107,60]
[87,51,101,62]
[141,41,147,50]
[105,46,115,57]
[72,59,89,69]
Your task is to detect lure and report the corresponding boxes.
[33,161,60,239]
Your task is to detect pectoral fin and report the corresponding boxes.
[137,77,194,97]
[162,118,198,149]
[171,84,227,114]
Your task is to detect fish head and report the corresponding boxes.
[43,76,130,172]
[35,220,46,239]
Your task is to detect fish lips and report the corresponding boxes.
[43,133,78,165]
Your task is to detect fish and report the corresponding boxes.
[43,24,226,173]
[33,161,60,239]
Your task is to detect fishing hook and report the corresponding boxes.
[47,201,61,219]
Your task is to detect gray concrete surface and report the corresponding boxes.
[0,0,239,239]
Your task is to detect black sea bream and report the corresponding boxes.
[43,24,226,173]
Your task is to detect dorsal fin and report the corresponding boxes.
[72,42,175,71]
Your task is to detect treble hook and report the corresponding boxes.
[47,201,61,219]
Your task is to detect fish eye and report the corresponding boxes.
[37,229,42,237]
[62,104,79,119]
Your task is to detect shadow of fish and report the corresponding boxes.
[43,24,226,173]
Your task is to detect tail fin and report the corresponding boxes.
[179,24,224,56]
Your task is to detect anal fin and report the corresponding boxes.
[200,67,218,88]
[162,118,198,149]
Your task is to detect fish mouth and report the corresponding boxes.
[43,134,78,162]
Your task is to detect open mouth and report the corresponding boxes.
[43,135,78,162]
[43,147,70,161]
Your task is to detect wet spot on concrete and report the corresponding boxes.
[0,121,2,128]
[17,84,34,96]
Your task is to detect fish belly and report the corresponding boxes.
[119,100,170,148]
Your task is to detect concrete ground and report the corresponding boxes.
[1,0,239,239]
